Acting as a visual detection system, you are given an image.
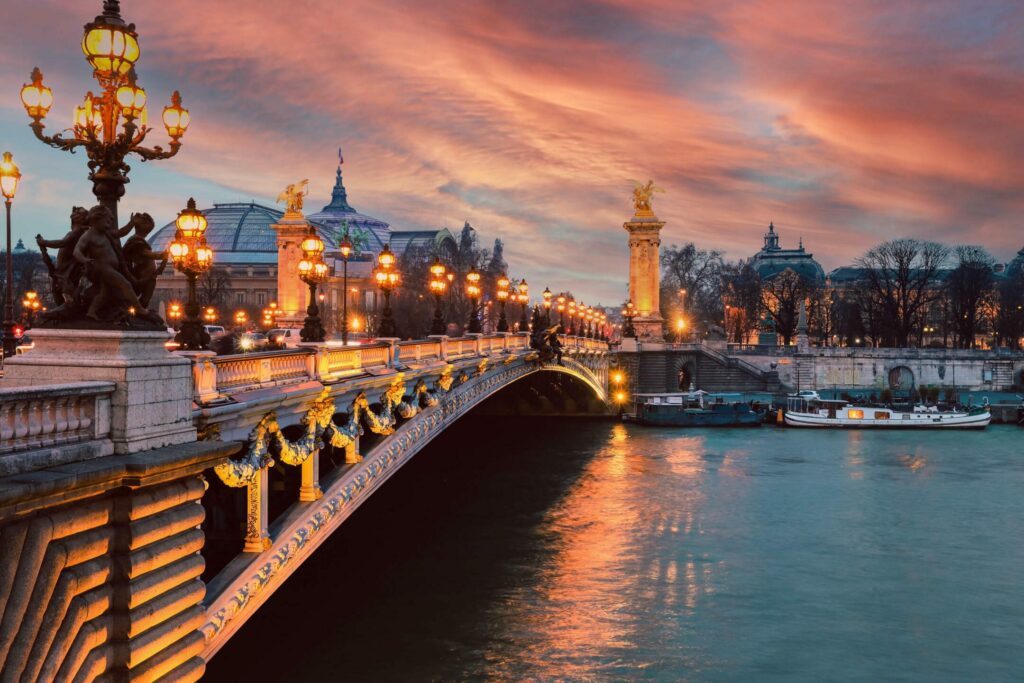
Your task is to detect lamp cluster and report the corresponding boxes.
[374,244,400,337]
[167,198,212,350]
[298,227,328,342]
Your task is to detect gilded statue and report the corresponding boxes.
[629,179,663,216]
[276,179,309,215]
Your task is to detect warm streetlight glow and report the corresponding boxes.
[20,68,53,119]
[203,307,217,323]
[676,318,686,331]
[614,391,627,403]
[162,91,190,139]
[82,10,140,78]
[175,197,207,239]
[0,153,22,200]
[115,70,146,118]
[612,371,624,384]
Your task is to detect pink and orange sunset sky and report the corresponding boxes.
[2,0,1023,303]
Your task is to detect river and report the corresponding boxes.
[206,418,1024,682]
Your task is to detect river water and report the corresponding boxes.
[207,418,1024,682]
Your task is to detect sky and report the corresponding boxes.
[2,0,1023,303]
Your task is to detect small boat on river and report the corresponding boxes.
[784,396,991,429]
[630,391,763,427]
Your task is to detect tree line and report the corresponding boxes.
[660,238,1024,349]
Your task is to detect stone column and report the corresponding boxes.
[271,211,312,328]
[623,210,666,341]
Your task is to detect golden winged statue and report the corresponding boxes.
[277,179,309,215]
[628,179,663,216]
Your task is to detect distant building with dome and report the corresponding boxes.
[151,158,458,332]
[749,222,825,283]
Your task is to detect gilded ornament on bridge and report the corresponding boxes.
[456,371,470,386]
[276,179,309,217]
[629,179,663,217]
[476,358,489,376]
[215,413,277,487]
[435,365,455,392]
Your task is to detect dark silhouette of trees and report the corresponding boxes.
[855,238,948,347]
[659,243,724,336]
[945,246,995,348]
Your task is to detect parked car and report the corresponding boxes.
[268,328,300,347]
[239,332,269,351]
[204,325,227,338]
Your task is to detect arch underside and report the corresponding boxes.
[202,354,607,660]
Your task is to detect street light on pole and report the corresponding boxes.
[517,279,529,331]
[542,287,552,326]
[496,274,510,332]
[373,244,399,337]
[466,267,482,334]
[339,226,352,344]
[1,152,21,358]
[428,257,447,335]
[167,197,212,350]
[297,226,328,343]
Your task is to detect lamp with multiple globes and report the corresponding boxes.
[542,287,553,325]
[261,301,279,330]
[203,307,217,324]
[167,197,212,350]
[21,291,41,328]
[1,151,21,358]
[233,310,248,329]
[373,244,399,337]
[556,294,566,330]
[428,257,448,336]
[297,226,328,343]
[622,300,637,338]
[167,302,182,328]
[566,299,577,336]
[516,279,529,331]
[466,267,482,334]
[495,274,511,332]
[339,225,353,344]
[20,1,190,224]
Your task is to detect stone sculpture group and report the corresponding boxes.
[35,204,167,328]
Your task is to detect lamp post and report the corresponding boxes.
[21,291,41,328]
[297,226,328,343]
[556,294,566,330]
[622,300,637,338]
[466,267,482,334]
[167,302,182,329]
[261,301,278,331]
[428,257,447,335]
[496,274,511,332]
[542,287,553,326]
[566,300,576,336]
[517,279,529,331]
[1,152,21,358]
[20,1,190,225]
[203,307,217,324]
[339,228,352,344]
[233,309,248,330]
[373,244,399,337]
[167,197,212,350]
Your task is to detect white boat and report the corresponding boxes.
[784,397,991,429]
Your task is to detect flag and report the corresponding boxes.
[338,147,344,166]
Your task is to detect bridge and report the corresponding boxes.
[0,332,609,682]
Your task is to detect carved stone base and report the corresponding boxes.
[633,316,665,342]
[2,329,197,454]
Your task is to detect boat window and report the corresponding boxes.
[876,412,890,420]
[848,409,864,419]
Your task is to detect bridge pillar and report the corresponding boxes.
[299,453,323,502]
[623,207,666,341]
[243,468,272,553]
[271,212,314,326]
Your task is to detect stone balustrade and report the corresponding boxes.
[185,333,557,404]
[0,381,115,476]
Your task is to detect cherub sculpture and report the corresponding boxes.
[120,212,168,308]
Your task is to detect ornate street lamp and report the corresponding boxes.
[203,307,217,324]
[517,279,529,331]
[496,273,511,332]
[297,226,328,343]
[466,267,482,334]
[233,309,248,329]
[167,301,182,329]
[622,300,637,338]
[567,299,577,336]
[428,257,447,335]
[20,1,190,224]
[2,152,22,358]
[542,287,553,326]
[373,244,399,337]
[167,197,212,350]
[556,294,566,330]
[339,226,353,344]
[261,301,278,330]
[22,290,41,328]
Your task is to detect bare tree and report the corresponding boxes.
[721,260,761,343]
[660,243,724,334]
[945,246,995,348]
[197,266,232,310]
[855,238,948,347]
[995,268,1024,349]
[759,268,816,345]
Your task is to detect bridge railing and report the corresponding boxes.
[186,333,558,404]
[0,381,115,475]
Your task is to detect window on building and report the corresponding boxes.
[236,292,245,305]
[256,292,266,305]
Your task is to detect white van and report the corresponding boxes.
[268,328,300,347]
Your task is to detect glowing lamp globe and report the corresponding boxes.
[377,244,395,268]
[298,258,313,276]
[313,261,329,280]
[339,234,353,259]
[168,238,189,265]
[20,68,53,120]
[300,229,325,259]
[466,269,481,285]
[115,72,147,118]
[82,18,140,78]
[430,257,446,278]
[162,91,190,139]
[195,243,213,269]
[0,152,22,200]
[176,198,207,239]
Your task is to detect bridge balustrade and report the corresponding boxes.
[0,381,115,475]
[397,339,443,363]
